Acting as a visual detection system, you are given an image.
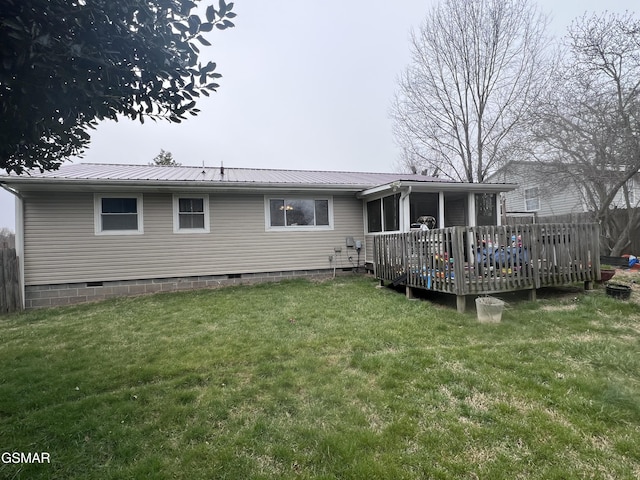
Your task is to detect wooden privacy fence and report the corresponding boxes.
[1,248,22,314]
[373,223,600,309]
[505,209,640,256]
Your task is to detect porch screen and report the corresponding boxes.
[367,193,400,233]
[383,193,400,231]
[366,199,382,232]
[475,193,497,226]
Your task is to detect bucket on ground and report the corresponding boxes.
[475,296,505,323]
[605,283,632,300]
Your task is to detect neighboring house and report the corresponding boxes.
[0,163,515,308]
[488,161,640,219]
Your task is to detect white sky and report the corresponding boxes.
[0,0,636,230]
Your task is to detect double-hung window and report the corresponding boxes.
[173,195,210,233]
[266,197,332,229]
[94,194,144,235]
[524,187,540,212]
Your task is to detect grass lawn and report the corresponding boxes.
[1,276,639,479]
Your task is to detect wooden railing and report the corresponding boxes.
[373,223,600,297]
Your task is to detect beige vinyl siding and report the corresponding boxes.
[22,191,365,285]
[365,235,375,264]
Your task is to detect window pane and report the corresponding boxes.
[286,199,314,226]
[383,193,400,231]
[179,198,204,213]
[270,199,285,226]
[315,200,329,226]
[102,198,137,214]
[179,214,205,229]
[102,214,138,230]
[525,188,539,211]
[367,199,382,233]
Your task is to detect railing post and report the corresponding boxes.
[452,226,467,313]
[531,224,541,290]
[593,222,601,283]
[452,227,466,295]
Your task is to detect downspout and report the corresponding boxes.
[0,184,25,309]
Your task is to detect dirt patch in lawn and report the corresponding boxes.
[541,304,578,312]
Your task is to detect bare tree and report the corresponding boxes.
[0,227,15,249]
[391,0,553,182]
[529,12,640,255]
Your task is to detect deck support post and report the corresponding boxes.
[584,281,594,291]
[379,279,384,287]
[528,288,537,302]
[456,295,466,313]
[406,285,415,299]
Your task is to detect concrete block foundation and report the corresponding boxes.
[24,269,338,309]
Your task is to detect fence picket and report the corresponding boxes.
[0,248,21,314]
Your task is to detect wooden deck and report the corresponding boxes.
[373,223,600,312]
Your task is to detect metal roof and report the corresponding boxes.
[0,163,517,194]
[1,163,445,186]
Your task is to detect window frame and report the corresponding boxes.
[94,194,144,236]
[524,187,540,212]
[626,178,635,205]
[264,196,334,231]
[172,194,210,234]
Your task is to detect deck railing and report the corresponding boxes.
[373,223,600,297]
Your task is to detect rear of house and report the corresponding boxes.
[0,163,515,308]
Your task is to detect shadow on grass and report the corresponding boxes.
[382,282,590,312]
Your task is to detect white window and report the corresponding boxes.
[173,195,210,233]
[626,178,635,205]
[94,194,144,235]
[524,187,540,212]
[265,197,333,230]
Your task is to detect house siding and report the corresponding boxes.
[493,165,586,216]
[493,163,640,217]
[22,191,365,286]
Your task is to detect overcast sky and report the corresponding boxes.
[0,0,636,230]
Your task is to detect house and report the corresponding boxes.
[488,161,640,219]
[0,163,516,309]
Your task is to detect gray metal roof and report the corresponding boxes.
[0,163,517,194]
[1,163,445,186]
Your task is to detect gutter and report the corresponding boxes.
[0,182,23,200]
[0,182,25,310]
[357,180,518,199]
[0,177,375,194]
